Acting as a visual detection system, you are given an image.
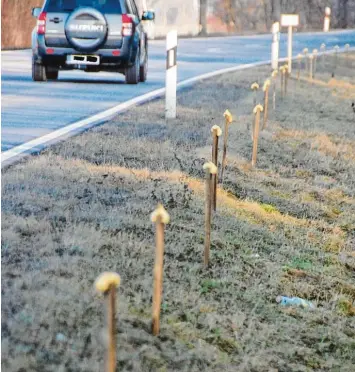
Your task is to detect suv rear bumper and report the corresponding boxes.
[35,35,136,67]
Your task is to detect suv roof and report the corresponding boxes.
[45,0,123,13]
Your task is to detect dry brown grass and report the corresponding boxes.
[2,58,355,371]
[274,128,355,161]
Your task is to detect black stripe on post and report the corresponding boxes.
[166,46,177,70]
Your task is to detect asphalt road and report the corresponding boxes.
[2,30,355,152]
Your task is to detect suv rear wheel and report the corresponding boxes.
[125,48,140,85]
[139,47,148,82]
[32,57,47,82]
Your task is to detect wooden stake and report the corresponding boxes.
[250,83,259,140]
[95,272,121,372]
[211,125,222,211]
[312,49,318,78]
[221,110,233,184]
[309,55,314,80]
[203,162,217,268]
[251,104,263,168]
[303,48,309,72]
[262,79,270,130]
[332,45,339,78]
[151,204,170,336]
[251,82,259,107]
[271,70,278,110]
[320,43,326,70]
[297,54,302,81]
[107,286,116,372]
[279,66,284,99]
[284,65,289,96]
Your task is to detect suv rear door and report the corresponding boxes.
[44,0,125,50]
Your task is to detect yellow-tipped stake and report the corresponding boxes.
[252,104,263,168]
[303,48,309,72]
[151,204,170,336]
[250,82,260,140]
[203,162,217,267]
[271,70,278,110]
[95,272,121,372]
[332,45,339,78]
[309,54,314,80]
[211,125,222,211]
[251,82,259,108]
[312,49,318,78]
[297,54,303,81]
[283,65,289,96]
[320,43,326,69]
[220,110,233,184]
[279,66,285,99]
[262,79,271,130]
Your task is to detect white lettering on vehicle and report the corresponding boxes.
[69,24,104,32]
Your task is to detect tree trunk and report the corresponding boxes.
[200,0,208,35]
[339,0,349,28]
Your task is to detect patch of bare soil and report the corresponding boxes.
[2,54,355,371]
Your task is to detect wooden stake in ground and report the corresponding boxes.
[284,65,289,96]
[262,79,271,130]
[312,49,318,78]
[151,204,170,336]
[309,54,314,80]
[211,125,222,211]
[95,272,121,372]
[251,104,263,168]
[332,45,339,78]
[320,43,326,70]
[271,70,278,110]
[203,162,217,268]
[303,48,309,72]
[250,82,259,140]
[221,110,233,184]
[279,66,284,99]
[279,66,287,99]
[251,82,259,107]
[297,54,302,81]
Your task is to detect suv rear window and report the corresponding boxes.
[46,0,122,13]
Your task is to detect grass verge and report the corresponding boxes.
[2,54,355,371]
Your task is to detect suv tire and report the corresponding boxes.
[139,47,148,82]
[125,48,140,85]
[32,57,47,82]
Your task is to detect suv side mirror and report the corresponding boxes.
[32,7,41,18]
[142,10,155,21]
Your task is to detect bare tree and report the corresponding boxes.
[200,0,208,34]
[338,0,349,28]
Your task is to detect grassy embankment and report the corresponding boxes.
[2,53,355,371]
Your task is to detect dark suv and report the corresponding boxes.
[31,0,154,84]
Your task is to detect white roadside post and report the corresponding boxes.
[324,7,331,32]
[281,14,300,74]
[165,30,178,120]
[271,22,280,70]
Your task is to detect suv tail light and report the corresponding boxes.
[122,14,133,36]
[37,12,47,35]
